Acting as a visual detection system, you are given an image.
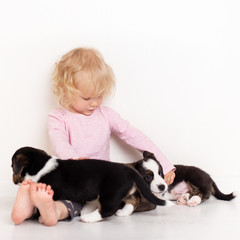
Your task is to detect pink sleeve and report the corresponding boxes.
[47,109,79,159]
[105,107,175,174]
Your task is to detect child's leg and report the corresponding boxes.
[30,182,69,226]
[11,179,35,224]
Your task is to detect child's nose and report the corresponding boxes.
[90,100,98,107]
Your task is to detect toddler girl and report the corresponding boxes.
[11,48,175,226]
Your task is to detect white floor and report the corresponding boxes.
[1,178,240,240]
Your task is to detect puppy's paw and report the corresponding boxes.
[81,199,98,215]
[80,209,102,223]
[177,195,187,205]
[187,196,201,207]
[115,204,134,217]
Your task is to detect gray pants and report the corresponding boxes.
[31,200,84,220]
[59,200,84,219]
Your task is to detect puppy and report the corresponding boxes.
[11,147,173,223]
[116,151,236,216]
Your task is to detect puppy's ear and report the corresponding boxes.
[143,151,156,160]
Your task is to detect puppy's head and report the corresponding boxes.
[11,147,49,184]
[134,151,168,195]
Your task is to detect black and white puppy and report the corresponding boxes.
[11,147,173,223]
[121,151,236,215]
[115,152,167,216]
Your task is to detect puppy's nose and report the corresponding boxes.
[158,184,166,192]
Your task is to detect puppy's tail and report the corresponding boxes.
[130,169,173,207]
[211,180,236,201]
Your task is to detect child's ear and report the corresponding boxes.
[143,151,156,160]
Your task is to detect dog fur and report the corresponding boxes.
[11,147,172,223]
[120,151,236,214]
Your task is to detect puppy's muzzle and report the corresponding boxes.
[13,174,24,184]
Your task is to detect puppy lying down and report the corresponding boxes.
[11,147,173,223]
[83,151,236,217]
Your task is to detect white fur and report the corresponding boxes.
[115,203,134,217]
[170,181,190,199]
[142,159,168,194]
[233,191,239,198]
[184,193,190,201]
[187,195,201,207]
[25,157,58,182]
[158,191,174,200]
[80,209,103,223]
[81,199,99,215]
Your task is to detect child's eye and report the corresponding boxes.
[82,97,91,101]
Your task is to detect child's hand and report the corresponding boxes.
[164,170,175,185]
[72,157,89,160]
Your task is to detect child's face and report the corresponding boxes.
[68,90,103,116]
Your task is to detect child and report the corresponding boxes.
[11,48,175,226]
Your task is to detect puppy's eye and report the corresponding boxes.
[145,175,153,182]
[160,172,164,178]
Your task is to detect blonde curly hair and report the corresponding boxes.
[52,48,115,107]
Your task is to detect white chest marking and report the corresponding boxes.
[25,157,59,182]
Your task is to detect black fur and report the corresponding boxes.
[128,151,235,212]
[169,165,235,201]
[11,147,169,220]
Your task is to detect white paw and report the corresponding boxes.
[80,209,102,223]
[115,203,134,217]
[187,195,201,207]
[81,199,99,215]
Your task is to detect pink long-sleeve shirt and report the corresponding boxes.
[48,106,175,174]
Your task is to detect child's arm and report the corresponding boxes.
[105,107,176,177]
[48,109,80,159]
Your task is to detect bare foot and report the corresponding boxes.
[11,179,34,224]
[30,182,57,226]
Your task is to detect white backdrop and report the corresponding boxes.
[1,0,240,196]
